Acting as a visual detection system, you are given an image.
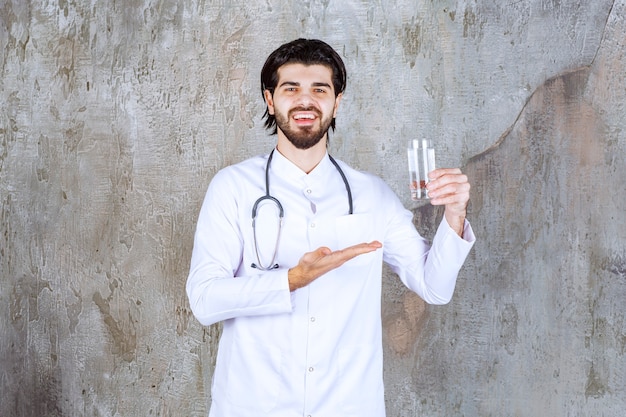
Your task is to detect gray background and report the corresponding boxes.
[1,0,625,416]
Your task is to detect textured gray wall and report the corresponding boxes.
[1,1,624,416]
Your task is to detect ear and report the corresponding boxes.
[263,90,275,115]
[333,92,343,118]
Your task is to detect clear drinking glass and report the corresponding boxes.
[407,139,436,200]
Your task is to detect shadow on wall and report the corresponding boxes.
[456,62,626,412]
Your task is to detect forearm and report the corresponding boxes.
[423,218,474,301]
[186,266,292,326]
[394,218,475,304]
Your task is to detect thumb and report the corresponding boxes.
[303,246,332,263]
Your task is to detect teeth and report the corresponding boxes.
[294,114,315,120]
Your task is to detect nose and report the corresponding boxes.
[295,91,314,107]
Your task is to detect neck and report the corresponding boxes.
[276,135,328,174]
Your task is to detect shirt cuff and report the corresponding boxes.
[441,216,476,245]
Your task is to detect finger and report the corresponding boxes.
[430,188,470,208]
[428,173,468,188]
[429,180,470,199]
[339,241,382,257]
[353,241,383,249]
[324,241,382,265]
[430,194,469,207]
[428,168,462,180]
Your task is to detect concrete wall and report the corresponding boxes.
[1,0,624,415]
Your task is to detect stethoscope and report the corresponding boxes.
[251,149,353,270]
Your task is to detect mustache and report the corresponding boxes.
[288,106,322,117]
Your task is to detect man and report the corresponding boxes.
[187,38,475,417]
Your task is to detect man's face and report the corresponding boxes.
[264,63,342,149]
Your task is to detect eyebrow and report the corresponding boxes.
[278,81,332,89]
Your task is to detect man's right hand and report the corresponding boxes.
[287,241,382,291]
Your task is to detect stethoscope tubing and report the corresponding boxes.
[251,151,283,270]
[251,149,353,270]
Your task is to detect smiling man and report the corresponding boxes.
[186,38,476,417]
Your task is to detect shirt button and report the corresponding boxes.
[310,317,316,322]
[308,367,314,372]
[310,223,316,228]
[306,188,312,194]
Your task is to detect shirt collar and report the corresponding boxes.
[270,147,334,183]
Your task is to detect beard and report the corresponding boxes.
[274,107,334,150]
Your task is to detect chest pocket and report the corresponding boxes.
[335,213,378,267]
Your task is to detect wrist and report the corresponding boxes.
[444,210,466,238]
[287,267,302,292]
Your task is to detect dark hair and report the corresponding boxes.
[261,38,347,134]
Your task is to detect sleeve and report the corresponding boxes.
[186,169,293,326]
[382,185,475,305]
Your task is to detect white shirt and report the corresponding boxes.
[187,150,475,417]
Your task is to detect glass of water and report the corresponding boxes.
[407,139,436,200]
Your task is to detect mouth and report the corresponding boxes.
[293,113,316,120]
[291,109,320,125]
